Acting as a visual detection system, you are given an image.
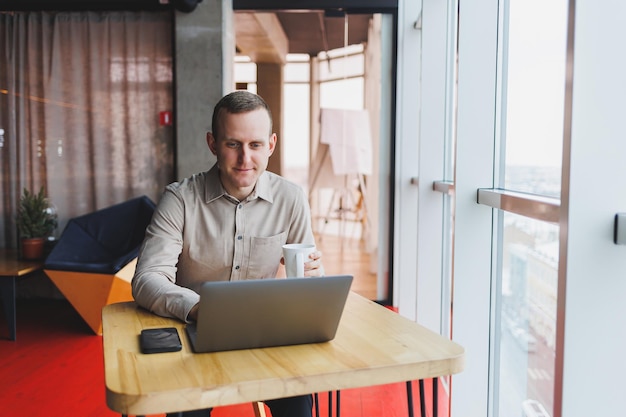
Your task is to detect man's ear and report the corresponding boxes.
[268,133,277,156]
[207,132,217,155]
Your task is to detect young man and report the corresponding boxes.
[132,91,323,417]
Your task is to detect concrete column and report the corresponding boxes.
[174,0,234,181]
[256,63,284,176]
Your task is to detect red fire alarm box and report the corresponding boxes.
[159,111,173,126]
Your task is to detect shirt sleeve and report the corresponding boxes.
[287,187,316,245]
[131,187,200,322]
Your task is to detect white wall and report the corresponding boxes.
[560,0,626,415]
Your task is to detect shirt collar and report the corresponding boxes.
[204,164,274,204]
[254,170,273,203]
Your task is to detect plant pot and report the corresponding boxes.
[21,237,45,260]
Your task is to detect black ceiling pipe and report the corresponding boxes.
[233,0,398,12]
[171,0,204,13]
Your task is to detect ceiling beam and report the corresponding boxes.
[235,12,288,64]
[233,0,398,12]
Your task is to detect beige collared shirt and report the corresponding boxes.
[132,164,315,322]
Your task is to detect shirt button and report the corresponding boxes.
[237,235,242,240]
[238,204,243,209]
[235,265,240,270]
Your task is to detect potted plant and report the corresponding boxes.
[16,187,58,260]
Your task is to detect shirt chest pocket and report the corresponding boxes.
[245,232,287,278]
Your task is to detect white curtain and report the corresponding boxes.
[0,11,174,248]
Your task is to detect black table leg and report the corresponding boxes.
[314,392,320,417]
[406,381,414,417]
[406,380,427,417]
[0,276,17,341]
[326,391,341,417]
[328,391,332,417]
[418,380,426,417]
[432,378,438,417]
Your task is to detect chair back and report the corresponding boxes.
[44,196,156,274]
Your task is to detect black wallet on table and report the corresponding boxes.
[140,327,183,354]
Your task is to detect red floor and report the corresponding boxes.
[0,298,447,417]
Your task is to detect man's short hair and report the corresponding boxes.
[211,91,273,140]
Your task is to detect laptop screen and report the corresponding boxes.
[186,275,353,353]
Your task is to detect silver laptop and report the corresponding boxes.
[185,275,353,353]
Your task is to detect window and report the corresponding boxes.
[494,212,558,415]
[488,0,568,415]
[501,0,567,198]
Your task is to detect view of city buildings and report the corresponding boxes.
[500,165,560,417]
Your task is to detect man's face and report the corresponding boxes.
[207,108,276,201]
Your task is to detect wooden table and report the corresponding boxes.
[102,292,465,416]
[0,249,43,340]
